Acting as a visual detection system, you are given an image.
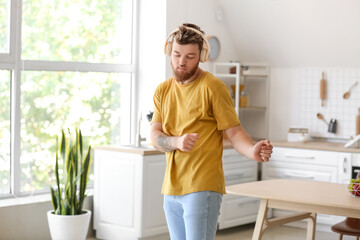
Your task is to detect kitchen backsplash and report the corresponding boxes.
[299,68,360,140]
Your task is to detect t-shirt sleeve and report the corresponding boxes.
[151,85,162,123]
[212,85,240,130]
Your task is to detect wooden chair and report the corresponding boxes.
[331,217,360,240]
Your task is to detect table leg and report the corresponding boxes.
[306,212,317,240]
[252,199,269,240]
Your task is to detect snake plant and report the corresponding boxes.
[50,129,92,215]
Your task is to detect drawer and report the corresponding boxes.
[262,162,338,182]
[271,147,338,166]
[224,166,257,185]
[219,195,259,229]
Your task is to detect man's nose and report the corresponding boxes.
[179,56,186,65]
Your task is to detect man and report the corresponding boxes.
[150,23,273,240]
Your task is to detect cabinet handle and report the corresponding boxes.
[343,157,347,173]
[225,173,244,181]
[284,154,315,159]
[284,173,314,179]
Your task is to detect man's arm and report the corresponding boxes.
[150,121,199,152]
[224,124,273,162]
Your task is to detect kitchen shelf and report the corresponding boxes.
[214,62,270,139]
[239,106,267,111]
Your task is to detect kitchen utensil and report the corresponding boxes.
[328,118,337,133]
[320,72,326,107]
[343,81,358,99]
[146,111,153,122]
[316,113,328,125]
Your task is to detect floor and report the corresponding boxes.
[215,223,353,240]
[88,223,355,239]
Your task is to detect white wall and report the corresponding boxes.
[0,196,94,239]
[217,0,360,68]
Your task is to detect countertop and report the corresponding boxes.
[94,140,360,155]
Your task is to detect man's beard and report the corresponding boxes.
[171,60,199,83]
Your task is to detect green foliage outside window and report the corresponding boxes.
[0,0,9,52]
[17,0,132,193]
[22,0,130,63]
[20,71,127,192]
[0,71,10,194]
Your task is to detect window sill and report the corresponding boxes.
[0,190,93,208]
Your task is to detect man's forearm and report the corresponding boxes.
[225,125,255,159]
[151,131,178,152]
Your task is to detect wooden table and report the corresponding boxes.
[226,179,360,240]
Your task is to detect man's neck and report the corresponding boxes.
[176,68,204,85]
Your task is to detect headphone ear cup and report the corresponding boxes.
[200,47,209,62]
[165,41,172,56]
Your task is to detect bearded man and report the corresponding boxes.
[150,23,273,240]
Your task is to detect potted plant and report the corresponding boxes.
[47,129,92,240]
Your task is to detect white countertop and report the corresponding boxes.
[94,140,360,155]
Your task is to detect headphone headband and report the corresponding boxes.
[164,26,210,62]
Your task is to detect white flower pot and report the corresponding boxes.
[47,209,91,240]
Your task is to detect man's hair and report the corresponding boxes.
[173,23,205,52]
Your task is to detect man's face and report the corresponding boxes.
[170,41,200,83]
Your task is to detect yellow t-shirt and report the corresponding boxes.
[152,71,240,195]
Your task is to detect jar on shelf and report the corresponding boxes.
[239,91,249,108]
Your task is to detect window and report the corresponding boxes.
[22,0,133,64]
[0,0,136,197]
[20,71,131,192]
[0,70,10,195]
[0,0,10,53]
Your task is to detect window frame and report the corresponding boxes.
[0,0,139,199]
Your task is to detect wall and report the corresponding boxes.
[206,0,360,140]
[0,196,94,239]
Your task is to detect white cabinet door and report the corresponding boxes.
[94,149,168,240]
[142,155,168,237]
[219,149,259,230]
[94,150,142,239]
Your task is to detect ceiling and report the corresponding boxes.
[216,0,360,67]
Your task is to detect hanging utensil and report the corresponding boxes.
[343,81,358,99]
[316,113,328,125]
[328,118,337,133]
[320,72,326,107]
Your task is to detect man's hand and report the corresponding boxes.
[177,133,200,152]
[252,140,273,162]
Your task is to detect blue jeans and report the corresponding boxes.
[163,191,223,240]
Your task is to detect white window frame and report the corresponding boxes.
[0,0,139,199]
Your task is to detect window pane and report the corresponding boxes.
[22,0,133,64]
[20,71,131,192]
[0,70,10,194]
[0,0,10,53]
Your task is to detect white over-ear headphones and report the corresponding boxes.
[164,26,210,63]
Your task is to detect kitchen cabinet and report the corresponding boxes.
[93,148,169,240]
[218,149,259,229]
[214,62,270,139]
[262,147,350,230]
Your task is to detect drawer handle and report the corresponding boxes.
[343,157,347,173]
[284,154,315,159]
[225,173,244,181]
[284,173,314,179]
